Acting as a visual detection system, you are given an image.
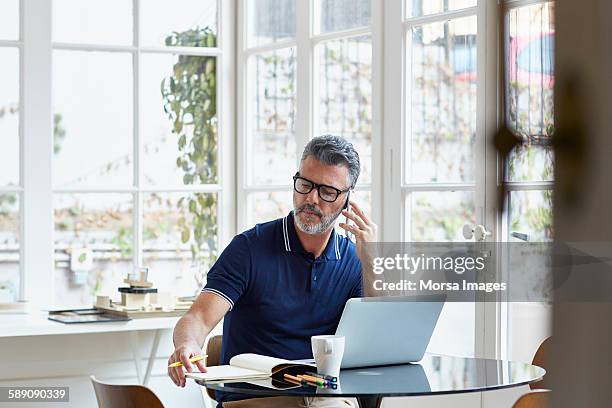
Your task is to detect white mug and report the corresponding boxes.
[311,335,345,377]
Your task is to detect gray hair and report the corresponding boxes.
[300,135,361,188]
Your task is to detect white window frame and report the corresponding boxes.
[236,0,383,233]
[0,0,27,300]
[17,0,235,307]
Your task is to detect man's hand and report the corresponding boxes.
[339,201,382,297]
[339,201,378,262]
[168,341,207,388]
[168,292,230,387]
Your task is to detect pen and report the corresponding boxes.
[305,371,338,383]
[298,374,331,386]
[284,373,317,387]
[167,354,207,368]
[297,374,337,389]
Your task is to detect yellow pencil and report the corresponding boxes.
[168,354,207,368]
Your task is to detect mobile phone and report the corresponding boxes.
[344,191,352,239]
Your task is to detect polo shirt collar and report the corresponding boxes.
[283,211,341,260]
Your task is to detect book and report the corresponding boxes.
[185,353,315,383]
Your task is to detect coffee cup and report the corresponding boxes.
[311,335,345,377]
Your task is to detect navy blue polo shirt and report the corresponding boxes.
[202,211,362,404]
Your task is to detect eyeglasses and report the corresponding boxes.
[292,172,351,203]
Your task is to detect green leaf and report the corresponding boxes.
[181,228,190,243]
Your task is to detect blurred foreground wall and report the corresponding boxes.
[552,0,612,406]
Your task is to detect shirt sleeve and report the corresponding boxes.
[202,234,251,310]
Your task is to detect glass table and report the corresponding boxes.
[197,353,546,408]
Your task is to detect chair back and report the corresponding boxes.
[90,376,165,408]
[205,335,223,400]
[531,336,551,389]
[513,390,551,408]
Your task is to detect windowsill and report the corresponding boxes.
[0,311,179,338]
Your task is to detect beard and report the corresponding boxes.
[293,200,343,235]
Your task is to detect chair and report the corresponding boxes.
[530,337,551,389]
[204,334,223,400]
[512,389,551,408]
[90,375,165,408]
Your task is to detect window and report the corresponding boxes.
[504,1,554,243]
[9,0,232,307]
[238,0,376,231]
[503,0,554,363]
[0,0,21,303]
[400,0,480,357]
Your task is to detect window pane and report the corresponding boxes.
[0,48,19,186]
[406,17,477,183]
[0,193,19,303]
[507,145,553,182]
[406,0,476,18]
[142,192,218,296]
[505,3,555,181]
[246,191,292,227]
[247,0,295,48]
[405,191,475,242]
[140,0,217,47]
[53,193,133,308]
[406,191,476,357]
[317,0,370,34]
[508,190,553,242]
[318,36,372,184]
[247,48,297,185]
[427,302,475,357]
[0,0,19,40]
[141,53,218,186]
[53,0,132,45]
[53,51,133,188]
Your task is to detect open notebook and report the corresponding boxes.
[185,353,315,383]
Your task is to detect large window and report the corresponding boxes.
[238,0,376,231]
[4,0,232,307]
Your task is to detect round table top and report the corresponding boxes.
[198,353,545,399]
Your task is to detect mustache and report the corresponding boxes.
[297,204,323,217]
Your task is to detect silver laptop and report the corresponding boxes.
[335,295,445,368]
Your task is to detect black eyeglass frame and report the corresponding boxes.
[292,172,352,203]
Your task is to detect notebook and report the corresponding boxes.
[185,353,315,383]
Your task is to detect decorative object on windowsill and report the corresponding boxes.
[70,246,93,285]
[94,266,193,318]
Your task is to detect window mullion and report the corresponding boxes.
[133,0,142,268]
[22,0,54,306]
[295,0,312,165]
[382,0,404,241]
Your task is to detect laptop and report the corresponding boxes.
[335,295,445,368]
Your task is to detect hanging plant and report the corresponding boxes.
[161,27,219,272]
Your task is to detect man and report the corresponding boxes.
[168,135,377,407]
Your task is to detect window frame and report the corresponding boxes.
[17,0,235,307]
[0,0,24,300]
